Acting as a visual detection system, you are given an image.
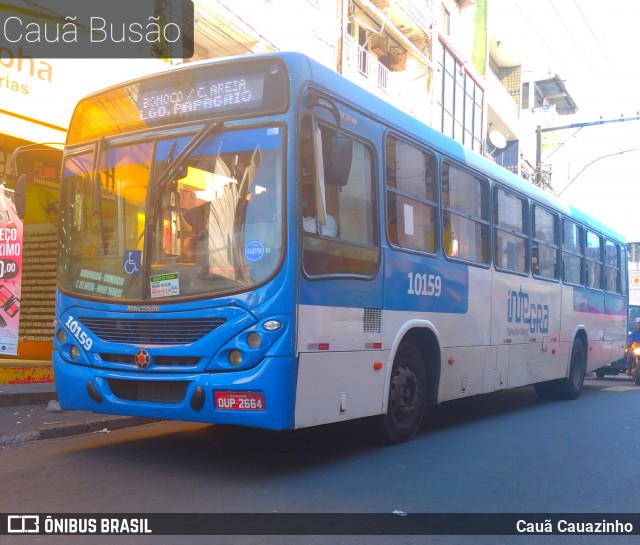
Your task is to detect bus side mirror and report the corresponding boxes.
[15,174,26,221]
[326,135,352,187]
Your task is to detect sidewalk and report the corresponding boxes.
[0,372,158,447]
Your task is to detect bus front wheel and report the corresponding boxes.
[376,341,427,445]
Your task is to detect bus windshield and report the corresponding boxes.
[58,125,283,300]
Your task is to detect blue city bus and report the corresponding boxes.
[53,52,628,444]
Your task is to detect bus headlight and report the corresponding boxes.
[56,329,67,344]
[210,317,287,371]
[228,350,243,366]
[70,345,81,360]
[247,332,261,349]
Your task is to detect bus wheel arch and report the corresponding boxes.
[376,327,441,444]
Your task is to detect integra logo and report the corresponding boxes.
[507,286,549,333]
[127,305,160,312]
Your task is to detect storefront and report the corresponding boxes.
[0,47,167,363]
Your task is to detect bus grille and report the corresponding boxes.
[78,318,226,345]
[108,379,188,403]
[100,354,200,366]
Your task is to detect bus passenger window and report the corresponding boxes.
[442,163,489,264]
[532,205,559,280]
[585,230,603,289]
[493,187,527,274]
[562,219,584,285]
[604,240,621,293]
[385,137,437,253]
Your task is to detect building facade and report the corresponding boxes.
[0,50,167,360]
[1,0,576,363]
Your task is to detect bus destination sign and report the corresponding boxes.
[138,73,266,121]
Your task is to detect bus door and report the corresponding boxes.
[295,95,383,428]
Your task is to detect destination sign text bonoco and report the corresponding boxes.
[138,73,265,121]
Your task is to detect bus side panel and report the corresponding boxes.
[294,349,389,428]
[295,297,388,428]
[491,270,563,389]
[561,284,608,372]
[604,292,627,364]
[383,259,496,403]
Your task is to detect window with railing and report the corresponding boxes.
[356,42,391,91]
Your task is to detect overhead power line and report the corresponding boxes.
[535,114,640,186]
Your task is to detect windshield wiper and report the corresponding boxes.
[91,137,107,254]
[145,121,224,265]
[153,121,223,188]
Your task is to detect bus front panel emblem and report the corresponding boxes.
[135,349,151,369]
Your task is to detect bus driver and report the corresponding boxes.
[301,183,337,237]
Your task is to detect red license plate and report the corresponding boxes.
[215,391,265,411]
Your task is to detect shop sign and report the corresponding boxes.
[0,186,23,355]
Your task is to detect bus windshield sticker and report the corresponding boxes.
[76,269,125,298]
[244,240,265,262]
[123,250,141,275]
[150,272,180,298]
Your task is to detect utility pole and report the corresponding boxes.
[535,114,640,188]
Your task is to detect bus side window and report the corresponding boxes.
[585,230,603,289]
[385,136,437,253]
[442,163,489,265]
[532,205,559,280]
[604,239,621,293]
[562,219,584,285]
[493,186,528,274]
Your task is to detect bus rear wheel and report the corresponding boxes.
[534,340,586,400]
[376,341,427,445]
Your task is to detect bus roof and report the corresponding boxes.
[68,51,625,243]
[293,52,625,243]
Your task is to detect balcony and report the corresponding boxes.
[357,45,392,91]
[369,0,435,42]
[343,34,396,96]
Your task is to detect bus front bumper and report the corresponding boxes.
[52,354,296,431]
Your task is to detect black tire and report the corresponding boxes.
[534,340,586,400]
[559,341,586,399]
[533,379,558,399]
[376,341,427,445]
